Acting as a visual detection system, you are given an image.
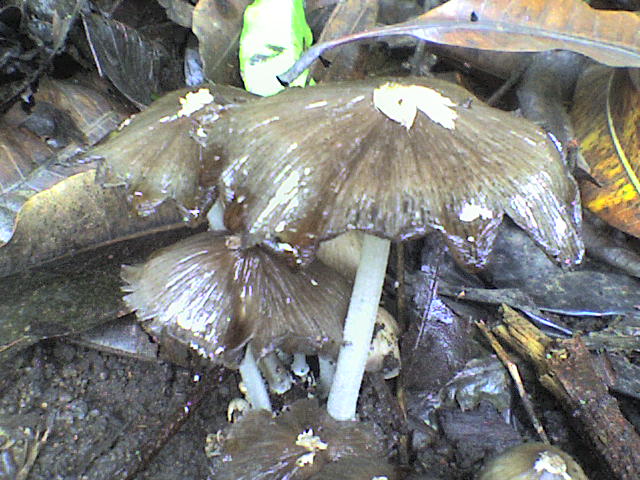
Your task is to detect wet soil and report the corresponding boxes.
[0,334,608,480]
[0,340,233,480]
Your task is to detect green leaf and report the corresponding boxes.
[239,0,313,96]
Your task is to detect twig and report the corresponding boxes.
[475,320,549,443]
[494,305,640,480]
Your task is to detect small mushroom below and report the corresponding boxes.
[365,307,400,380]
[209,398,397,480]
[478,442,588,480]
[121,230,350,409]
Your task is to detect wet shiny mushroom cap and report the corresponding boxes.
[88,84,255,219]
[478,442,588,480]
[197,76,583,269]
[211,398,397,480]
[121,231,349,367]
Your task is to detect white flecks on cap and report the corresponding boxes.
[459,203,494,222]
[373,82,458,130]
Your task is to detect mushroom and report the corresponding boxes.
[196,76,583,420]
[87,84,254,219]
[121,230,350,409]
[365,307,400,380]
[210,398,397,479]
[478,442,588,480]
[317,231,363,280]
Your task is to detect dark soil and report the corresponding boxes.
[0,340,233,480]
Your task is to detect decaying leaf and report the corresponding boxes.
[198,76,583,269]
[89,84,254,219]
[82,11,183,107]
[0,170,186,278]
[0,77,128,246]
[34,77,128,147]
[157,0,195,29]
[279,0,640,84]
[0,0,83,111]
[572,66,640,238]
[0,229,185,363]
[211,399,396,479]
[0,125,54,244]
[192,0,251,86]
[485,223,640,316]
[121,231,349,367]
[310,0,379,82]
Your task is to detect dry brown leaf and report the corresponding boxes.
[0,170,186,278]
[192,0,251,86]
[280,0,640,84]
[0,78,128,245]
[310,0,378,82]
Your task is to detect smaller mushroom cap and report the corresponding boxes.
[478,442,588,480]
[366,308,401,379]
[122,231,349,367]
[211,398,397,479]
[89,85,255,218]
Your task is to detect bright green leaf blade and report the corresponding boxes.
[239,0,313,96]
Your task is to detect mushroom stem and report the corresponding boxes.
[317,356,336,398]
[239,343,272,411]
[258,351,293,394]
[207,198,226,231]
[327,235,391,420]
[292,353,310,377]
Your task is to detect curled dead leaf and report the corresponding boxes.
[280,0,640,84]
[572,66,640,238]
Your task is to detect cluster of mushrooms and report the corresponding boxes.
[88,70,584,477]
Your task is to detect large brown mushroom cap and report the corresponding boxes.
[198,76,583,269]
[122,231,348,366]
[89,84,254,219]
[211,399,397,479]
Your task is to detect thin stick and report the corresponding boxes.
[476,320,549,444]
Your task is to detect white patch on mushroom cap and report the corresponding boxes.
[533,451,572,479]
[159,88,214,123]
[554,217,568,237]
[177,88,214,117]
[295,452,316,467]
[305,100,328,109]
[373,82,457,130]
[459,203,494,222]
[295,428,328,451]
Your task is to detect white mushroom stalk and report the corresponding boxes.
[239,344,272,411]
[327,235,390,420]
[329,84,456,420]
